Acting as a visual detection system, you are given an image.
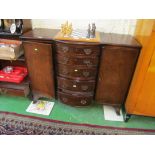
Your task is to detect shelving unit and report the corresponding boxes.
[0,31,30,97]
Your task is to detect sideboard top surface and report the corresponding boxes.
[100,32,141,48]
[20,28,141,48]
[20,28,59,42]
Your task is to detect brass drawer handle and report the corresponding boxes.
[63,57,69,64]
[83,71,90,77]
[84,49,92,55]
[62,97,68,102]
[83,60,92,65]
[84,60,91,64]
[62,46,69,52]
[81,85,88,91]
[81,100,87,105]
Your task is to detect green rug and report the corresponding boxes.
[0,95,155,132]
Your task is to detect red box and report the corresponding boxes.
[0,66,28,83]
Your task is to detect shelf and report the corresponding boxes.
[0,54,25,62]
[0,76,30,88]
[0,32,21,36]
[0,76,30,97]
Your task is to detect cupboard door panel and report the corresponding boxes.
[23,41,55,98]
[96,46,139,107]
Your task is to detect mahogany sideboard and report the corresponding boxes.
[20,28,141,113]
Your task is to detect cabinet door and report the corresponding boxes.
[23,41,55,98]
[95,46,139,107]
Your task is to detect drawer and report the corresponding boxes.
[56,43,100,56]
[57,76,95,92]
[56,54,99,66]
[58,90,93,106]
[57,64,97,80]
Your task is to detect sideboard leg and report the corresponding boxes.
[27,92,33,100]
[115,107,121,115]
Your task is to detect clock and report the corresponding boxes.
[10,23,16,34]
[15,19,23,34]
[0,19,4,31]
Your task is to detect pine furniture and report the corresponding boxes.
[125,20,155,119]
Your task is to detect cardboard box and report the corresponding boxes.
[0,39,24,60]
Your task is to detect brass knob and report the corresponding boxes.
[74,69,78,72]
[81,100,87,105]
[73,85,77,88]
[34,48,38,52]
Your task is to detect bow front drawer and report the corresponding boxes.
[56,43,100,56]
[57,76,95,93]
[58,90,93,106]
[57,64,97,80]
[56,54,99,66]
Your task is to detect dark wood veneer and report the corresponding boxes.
[23,41,55,102]
[56,42,100,56]
[57,63,98,80]
[58,90,93,106]
[56,54,99,66]
[95,45,140,114]
[55,41,100,106]
[58,76,95,93]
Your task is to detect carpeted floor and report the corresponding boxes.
[0,111,155,135]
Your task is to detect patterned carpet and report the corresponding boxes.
[0,111,155,135]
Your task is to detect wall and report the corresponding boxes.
[31,19,137,35]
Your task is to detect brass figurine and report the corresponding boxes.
[61,21,73,36]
